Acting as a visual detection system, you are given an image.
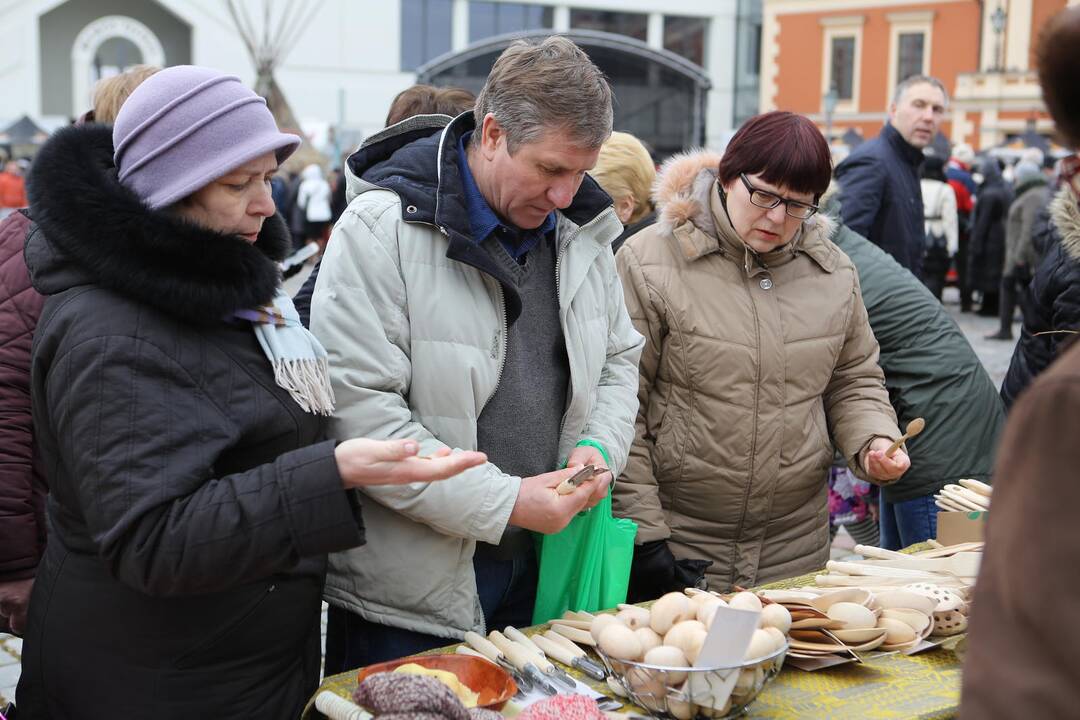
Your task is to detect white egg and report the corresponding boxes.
[598,622,644,661]
[743,628,774,661]
[650,592,693,635]
[644,645,690,684]
[759,603,792,634]
[590,613,620,644]
[634,627,663,656]
[762,625,788,653]
[664,620,708,664]
[697,597,727,628]
[729,591,763,613]
[616,605,652,631]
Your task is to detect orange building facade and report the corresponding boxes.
[760,0,1071,150]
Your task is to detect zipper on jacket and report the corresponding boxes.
[730,268,763,589]
[481,280,509,413]
[552,212,609,449]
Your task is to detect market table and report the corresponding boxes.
[303,558,965,719]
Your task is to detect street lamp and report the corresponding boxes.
[824,86,839,144]
[991,4,1007,72]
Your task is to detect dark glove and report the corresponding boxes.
[627,540,712,604]
[674,558,712,591]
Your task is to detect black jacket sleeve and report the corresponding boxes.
[293,259,322,329]
[45,334,362,597]
[836,156,886,241]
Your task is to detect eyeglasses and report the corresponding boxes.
[739,173,819,219]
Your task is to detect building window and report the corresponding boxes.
[569,9,648,42]
[897,32,925,82]
[830,36,856,100]
[664,15,708,66]
[469,2,553,42]
[401,0,453,71]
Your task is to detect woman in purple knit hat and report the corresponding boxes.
[14,65,485,719]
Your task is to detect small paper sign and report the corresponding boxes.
[694,605,760,668]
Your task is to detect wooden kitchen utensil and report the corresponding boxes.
[885,417,925,457]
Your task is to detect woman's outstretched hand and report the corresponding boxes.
[863,437,911,484]
[335,439,487,488]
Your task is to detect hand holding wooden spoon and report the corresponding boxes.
[885,417,925,457]
[863,437,911,483]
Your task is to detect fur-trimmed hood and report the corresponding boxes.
[651,149,837,264]
[25,124,290,323]
[1051,186,1080,262]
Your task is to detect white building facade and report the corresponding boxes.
[0,0,760,155]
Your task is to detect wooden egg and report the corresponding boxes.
[634,627,663,656]
[697,597,727,628]
[729,591,763,613]
[616,605,652,631]
[762,625,788,653]
[598,622,644,661]
[667,693,694,720]
[826,602,877,630]
[650,593,693,635]
[590,613,621,644]
[744,628,775,661]
[665,620,708,664]
[644,645,689,684]
[759,603,792,634]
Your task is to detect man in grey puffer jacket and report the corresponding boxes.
[309,37,644,672]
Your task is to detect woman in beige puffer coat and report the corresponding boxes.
[613,112,908,596]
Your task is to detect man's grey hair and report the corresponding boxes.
[473,36,613,153]
[893,74,949,107]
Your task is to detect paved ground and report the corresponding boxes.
[0,280,1018,707]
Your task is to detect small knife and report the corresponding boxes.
[463,630,533,693]
[487,631,557,695]
[504,626,579,689]
[533,632,608,681]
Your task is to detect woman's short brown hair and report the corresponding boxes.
[385,84,475,126]
[718,111,832,201]
[91,65,161,125]
[591,132,656,224]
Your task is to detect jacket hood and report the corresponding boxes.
[301,163,324,181]
[25,124,289,323]
[1051,186,1080,262]
[652,149,837,266]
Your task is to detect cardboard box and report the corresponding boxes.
[936,511,987,545]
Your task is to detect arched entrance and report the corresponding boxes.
[71,16,166,117]
[417,30,711,159]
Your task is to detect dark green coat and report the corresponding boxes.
[830,220,1005,502]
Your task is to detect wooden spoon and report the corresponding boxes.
[885,417,925,457]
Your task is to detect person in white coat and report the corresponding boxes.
[920,154,959,300]
[308,37,643,671]
[296,163,332,247]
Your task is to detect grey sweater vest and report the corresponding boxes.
[476,231,570,506]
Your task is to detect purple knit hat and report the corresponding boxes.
[113,65,301,209]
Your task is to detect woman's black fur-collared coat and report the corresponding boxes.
[15,125,364,719]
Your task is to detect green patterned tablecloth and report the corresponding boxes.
[304,544,963,719]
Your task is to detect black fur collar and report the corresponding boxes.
[26,124,289,323]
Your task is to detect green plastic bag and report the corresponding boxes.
[531,493,638,625]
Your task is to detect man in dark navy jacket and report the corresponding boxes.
[835,75,948,279]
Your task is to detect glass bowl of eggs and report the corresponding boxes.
[590,591,789,719]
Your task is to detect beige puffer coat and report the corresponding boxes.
[613,151,901,590]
